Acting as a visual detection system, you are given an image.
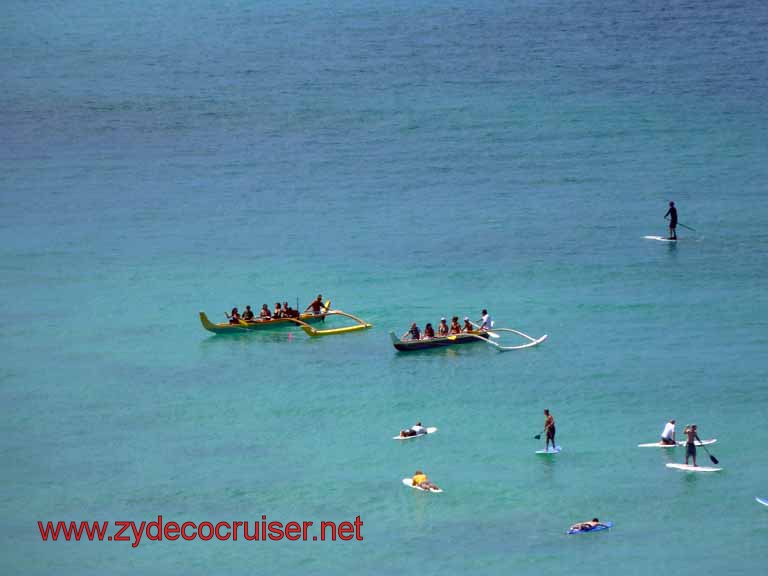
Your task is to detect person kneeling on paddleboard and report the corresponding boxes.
[400,422,426,438]
[412,470,439,491]
[569,518,607,533]
[660,419,676,445]
[684,424,702,466]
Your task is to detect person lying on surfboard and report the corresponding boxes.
[664,201,678,240]
[400,422,427,438]
[437,318,449,337]
[450,316,461,334]
[660,419,676,445]
[684,424,702,466]
[412,470,440,491]
[569,518,607,532]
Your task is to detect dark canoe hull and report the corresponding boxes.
[389,331,488,351]
[200,311,326,334]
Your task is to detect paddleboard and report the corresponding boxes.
[637,439,717,448]
[536,446,562,454]
[567,521,613,535]
[666,463,722,472]
[644,235,677,242]
[393,427,438,440]
[756,497,768,507]
[402,478,443,493]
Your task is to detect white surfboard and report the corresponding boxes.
[393,427,438,440]
[402,477,443,493]
[756,497,768,507]
[644,235,677,242]
[637,439,717,448]
[536,446,562,454]
[666,463,722,472]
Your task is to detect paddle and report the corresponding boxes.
[533,428,546,440]
[470,320,499,339]
[665,216,696,232]
[697,439,719,465]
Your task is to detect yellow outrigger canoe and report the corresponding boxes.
[199,300,372,337]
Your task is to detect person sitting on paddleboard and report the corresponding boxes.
[664,201,678,240]
[544,409,556,451]
[684,424,702,466]
[241,305,254,321]
[227,307,241,324]
[423,323,435,339]
[400,422,427,437]
[259,304,271,319]
[660,419,676,445]
[462,317,473,332]
[305,294,326,315]
[569,518,606,532]
[412,470,439,491]
[437,318,449,337]
[450,316,462,335]
[478,309,493,331]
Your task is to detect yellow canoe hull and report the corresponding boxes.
[199,311,327,334]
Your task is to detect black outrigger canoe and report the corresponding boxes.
[389,328,547,352]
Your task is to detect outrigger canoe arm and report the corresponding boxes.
[288,310,373,337]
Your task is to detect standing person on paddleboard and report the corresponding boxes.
[684,424,702,466]
[660,419,676,445]
[544,409,556,452]
[664,201,678,240]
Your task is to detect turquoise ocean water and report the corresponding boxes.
[2,1,767,573]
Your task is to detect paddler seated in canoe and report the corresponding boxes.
[259,304,272,320]
[282,302,297,318]
[569,518,606,532]
[273,302,283,318]
[437,318,449,337]
[478,309,493,331]
[412,470,440,491]
[423,323,435,339]
[450,316,461,334]
[400,422,427,437]
[462,317,473,332]
[241,305,255,321]
[404,323,421,341]
[304,294,327,315]
[226,307,241,324]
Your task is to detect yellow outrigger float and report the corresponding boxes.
[199,300,372,337]
[287,310,372,337]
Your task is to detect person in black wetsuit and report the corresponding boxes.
[665,201,678,240]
